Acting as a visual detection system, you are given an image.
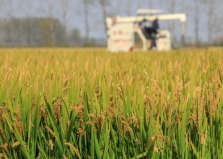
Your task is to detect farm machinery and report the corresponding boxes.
[106,9,187,52]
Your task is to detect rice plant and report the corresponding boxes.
[0,48,223,158]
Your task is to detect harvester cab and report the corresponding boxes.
[106,9,186,52]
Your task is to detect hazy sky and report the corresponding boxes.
[2,0,223,43]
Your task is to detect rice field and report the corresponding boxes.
[0,48,223,158]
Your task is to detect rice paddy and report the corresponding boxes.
[0,48,223,158]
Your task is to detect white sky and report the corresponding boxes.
[1,0,223,43]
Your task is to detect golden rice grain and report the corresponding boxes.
[45,126,58,141]
[12,142,20,148]
[65,143,81,159]
[0,143,9,154]
[49,140,53,150]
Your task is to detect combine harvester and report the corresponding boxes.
[106,9,186,52]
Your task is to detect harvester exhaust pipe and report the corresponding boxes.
[181,22,186,45]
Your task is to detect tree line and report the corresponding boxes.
[0,17,97,47]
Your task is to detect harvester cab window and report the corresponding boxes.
[142,28,150,39]
[139,19,157,40]
[138,21,149,39]
[144,27,156,39]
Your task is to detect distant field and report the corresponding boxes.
[0,48,223,158]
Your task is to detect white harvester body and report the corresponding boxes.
[106,9,186,52]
